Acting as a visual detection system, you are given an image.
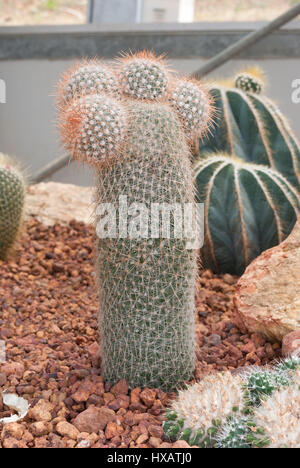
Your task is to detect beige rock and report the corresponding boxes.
[1,422,24,439]
[26,182,93,226]
[56,421,80,440]
[28,399,54,422]
[234,218,300,342]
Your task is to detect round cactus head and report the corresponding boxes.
[234,66,266,95]
[169,78,213,140]
[117,51,170,101]
[57,59,119,106]
[58,51,214,166]
[59,94,127,166]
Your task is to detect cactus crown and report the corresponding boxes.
[234,66,266,95]
[58,52,213,167]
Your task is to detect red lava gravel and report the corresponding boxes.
[0,219,281,448]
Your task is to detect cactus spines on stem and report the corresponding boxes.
[58,52,213,390]
[194,154,300,275]
[0,154,25,261]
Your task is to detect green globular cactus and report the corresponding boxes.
[194,154,300,275]
[0,154,25,261]
[58,52,212,390]
[197,68,300,191]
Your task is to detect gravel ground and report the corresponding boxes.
[0,219,281,448]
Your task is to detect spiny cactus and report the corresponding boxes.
[234,66,265,95]
[57,59,119,106]
[0,154,25,261]
[164,358,300,448]
[197,68,300,191]
[252,384,300,448]
[194,154,300,275]
[58,53,213,390]
[164,372,245,447]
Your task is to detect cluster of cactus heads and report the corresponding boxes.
[164,356,300,448]
[57,51,213,390]
[0,154,25,261]
[194,154,300,275]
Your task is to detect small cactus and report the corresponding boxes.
[194,154,300,275]
[164,372,245,447]
[234,67,265,95]
[164,358,300,448]
[58,52,213,390]
[197,67,300,191]
[0,154,25,261]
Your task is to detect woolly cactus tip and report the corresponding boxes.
[117,51,170,100]
[57,59,119,106]
[253,385,300,448]
[59,94,127,166]
[169,79,214,140]
[235,66,266,94]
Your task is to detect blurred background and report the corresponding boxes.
[0,0,299,185]
[0,0,298,25]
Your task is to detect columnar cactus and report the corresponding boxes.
[196,68,300,191]
[58,52,212,390]
[194,154,300,275]
[0,154,25,261]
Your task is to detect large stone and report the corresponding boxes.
[73,406,116,433]
[234,218,300,342]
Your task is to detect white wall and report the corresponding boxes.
[0,57,299,186]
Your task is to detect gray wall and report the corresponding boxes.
[0,23,299,186]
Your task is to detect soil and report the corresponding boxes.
[0,213,281,448]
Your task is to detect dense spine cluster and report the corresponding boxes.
[169,79,212,140]
[58,60,119,105]
[164,357,300,448]
[235,72,264,94]
[194,154,300,275]
[60,94,127,164]
[0,154,25,261]
[58,52,212,390]
[118,52,169,100]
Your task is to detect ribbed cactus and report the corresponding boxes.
[164,357,300,448]
[194,154,300,275]
[0,154,25,261]
[197,68,300,191]
[58,52,212,390]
